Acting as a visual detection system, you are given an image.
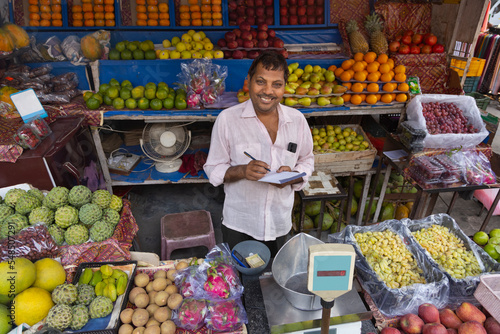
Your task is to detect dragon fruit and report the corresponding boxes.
[187,93,201,108]
[216,263,238,288]
[175,298,207,330]
[206,300,245,332]
[201,87,217,105]
[204,267,230,299]
[190,76,207,94]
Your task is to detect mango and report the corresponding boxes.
[422,322,447,334]
[439,308,463,329]
[457,320,486,334]
[484,317,500,334]
[456,302,486,324]
[400,314,424,334]
[447,329,458,334]
[380,328,401,334]
[419,303,440,324]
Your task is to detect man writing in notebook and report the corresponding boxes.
[204,51,314,256]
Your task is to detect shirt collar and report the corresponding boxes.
[241,100,293,124]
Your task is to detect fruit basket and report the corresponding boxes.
[473,274,500,323]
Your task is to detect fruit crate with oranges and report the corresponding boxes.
[312,124,377,173]
[12,0,65,27]
[68,0,118,27]
[174,0,222,27]
[121,0,171,26]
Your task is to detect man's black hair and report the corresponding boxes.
[247,51,289,82]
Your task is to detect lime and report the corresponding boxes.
[131,87,144,99]
[163,97,174,109]
[488,236,500,245]
[167,92,176,100]
[107,86,119,99]
[121,49,133,60]
[473,231,489,246]
[150,98,163,110]
[112,97,125,109]
[485,244,500,260]
[156,88,168,100]
[171,36,180,46]
[175,98,187,110]
[158,82,168,90]
[98,83,110,95]
[133,49,145,60]
[109,78,120,87]
[140,41,150,52]
[120,88,132,100]
[145,50,156,60]
[92,93,103,104]
[490,229,500,238]
[138,98,150,110]
[145,82,157,91]
[125,98,137,109]
[83,91,93,101]
[103,95,113,106]
[126,42,137,51]
[115,41,126,52]
[146,40,154,50]
[109,48,120,60]
[176,88,186,97]
[86,97,101,110]
[121,79,132,87]
[145,88,156,100]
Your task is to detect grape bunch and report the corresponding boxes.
[422,102,478,134]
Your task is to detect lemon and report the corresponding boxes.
[0,304,11,334]
[32,258,66,292]
[13,287,54,326]
[0,258,35,298]
[162,39,171,48]
[175,42,186,52]
[171,36,180,46]
[181,33,192,43]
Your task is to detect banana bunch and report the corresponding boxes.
[79,265,128,302]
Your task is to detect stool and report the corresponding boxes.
[160,210,216,260]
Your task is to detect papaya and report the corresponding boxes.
[1,23,29,48]
[405,201,414,212]
[81,35,103,61]
[0,28,14,52]
[395,205,410,220]
[0,86,18,109]
[380,202,395,221]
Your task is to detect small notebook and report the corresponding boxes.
[258,171,306,184]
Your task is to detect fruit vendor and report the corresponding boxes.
[204,51,314,256]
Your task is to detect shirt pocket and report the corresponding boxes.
[234,143,261,166]
[277,147,297,169]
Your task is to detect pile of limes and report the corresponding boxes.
[109,40,157,60]
[473,228,500,261]
[83,79,187,110]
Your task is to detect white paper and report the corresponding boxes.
[10,89,47,123]
[384,149,408,162]
[258,171,306,184]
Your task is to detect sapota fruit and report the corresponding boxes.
[423,322,447,334]
[458,320,486,334]
[456,302,486,324]
[400,313,424,334]
[419,303,440,324]
[440,308,463,329]
[446,329,458,334]
[485,317,500,334]
[381,327,401,334]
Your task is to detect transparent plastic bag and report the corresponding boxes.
[172,298,208,331]
[0,224,59,262]
[17,124,42,149]
[29,64,52,78]
[174,265,204,298]
[328,220,450,317]
[205,298,247,332]
[452,149,497,185]
[29,117,52,139]
[61,35,86,64]
[43,36,66,61]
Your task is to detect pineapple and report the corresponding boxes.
[346,19,369,54]
[365,13,388,55]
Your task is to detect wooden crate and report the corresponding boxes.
[313,124,377,173]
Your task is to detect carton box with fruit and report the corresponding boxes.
[311,124,377,173]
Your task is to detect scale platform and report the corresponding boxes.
[259,273,372,333]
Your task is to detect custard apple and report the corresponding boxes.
[43,187,69,210]
[4,188,26,208]
[0,214,28,239]
[89,296,113,319]
[77,284,96,306]
[109,195,123,212]
[102,208,120,226]
[92,190,112,209]
[55,205,79,228]
[27,188,44,202]
[79,203,102,226]
[89,221,114,242]
[64,224,89,245]
[46,304,72,331]
[52,283,78,305]
[71,304,89,330]
[48,224,65,245]
[29,206,54,225]
[0,204,14,223]
[15,194,42,215]
[68,185,92,208]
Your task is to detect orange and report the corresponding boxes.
[377,53,388,64]
[40,12,51,19]
[380,73,392,82]
[211,4,221,11]
[346,69,354,77]
[147,0,158,4]
[361,82,367,89]
[352,61,365,72]
[201,0,210,4]
[159,19,170,25]
[136,4,146,12]
[212,0,221,4]
[366,62,379,73]
[201,4,210,11]
[212,12,222,19]
[95,19,105,26]
[137,19,147,25]
[367,83,379,93]
[350,94,362,105]
[40,19,51,26]
[212,18,222,25]
[83,12,94,19]
[158,3,168,12]
[189,11,200,18]
[202,18,212,25]
[72,5,82,12]
[30,13,40,20]
[396,93,407,103]
[397,83,409,92]
[201,12,211,18]
[387,58,395,69]
[328,64,337,72]
[382,82,394,92]
[351,82,363,93]
[179,12,189,19]
[104,4,114,11]
[340,71,352,82]
[159,12,169,19]
[94,5,104,11]
[342,94,351,102]
[29,19,40,26]
[73,12,84,19]
[343,82,352,90]
[28,0,37,4]
[29,5,39,12]
[192,18,202,25]
[179,19,190,26]
[148,12,159,19]
[395,65,406,74]
[84,19,95,26]
[72,19,83,26]
[137,12,147,19]
[148,4,158,11]
[334,67,344,77]
[341,59,354,70]
[359,93,366,101]
[380,93,393,103]
[188,0,197,4]
[375,94,381,101]
[379,63,390,74]
[190,4,200,11]
[105,19,115,26]
[367,72,380,82]
[395,73,406,82]
[52,12,62,19]
[179,5,189,12]
[82,3,92,11]
[104,12,115,19]
[147,19,158,25]
[389,70,395,78]
[353,52,364,62]
[95,12,105,19]
[136,0,145,4]
[95,0,104,3]
[40,0,50,4]
[363,51,377,63]
[53,0,61,4]
[391,93,396,100]
[366,94,377,104]
[353,71,366,82]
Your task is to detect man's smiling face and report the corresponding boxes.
[248,63,286,115]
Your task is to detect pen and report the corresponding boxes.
[244,151,271,172]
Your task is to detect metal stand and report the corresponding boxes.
[321,299,335,334]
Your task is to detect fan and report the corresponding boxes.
[140,123,191,173]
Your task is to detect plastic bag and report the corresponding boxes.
[16,124,42,149]
[406,94,488,149]
[328,220,450,317]
[451,149,497,185]
[29,64,52,78]
[172,298,208,331]
[43,36,66,61]
[205,298,247,332]
[36,92,72,104]
[402,213,500,308]
[174,265,203,298]
[0,224,59,262]
[61,35,86,64]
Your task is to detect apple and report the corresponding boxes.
[228,12,238,21]
[265,17,274,25]
[298,0,305,5]
[289,5,297,15]
[233,28,242,37]
[236,5,246,15]
[298,15,307,25]
[257,30,268,40]
[401,35,412,45]
[236,38,243,47]
[412,33,423,45]
[268,29,276,37]
[264,0,273,6]
[241,50,248,58]
[246,7,255,16]
[404,29,414,36]
[389,41,400,52]
[307,0,315,5]
[217,39,227,47]
[280,16,288,25]
[253,39,259,47]
[316,16,324,24]
[257,40,269,48]
[225,31,236,42]
[298,6,306,15]
[251,30,257,38]
[424,33,437,46]
[241,31,252,40]
[279,49,288,58]
[247,0,254,5]
[394,34,402,42]
[279,0,286,6]
[421,44,432,54]
[247,16,256,25]
[256,7,265,16]
[307,16,315,25]
[256,17,266,25]
[255,0,263,6]
[223,50,232,58]
[410,45,420,54]
[316,0,323,4]
[432,43,445,53]
[228,0,237,10]
[417,43,424,48]
[399,44,410,54]
[274,38,285,48]
[265,6,273,16]
[248,50,260,59]
[232,50,244,59]
[236,17,246,25]
[315,6,323,15]
[289,15,298,25]
[289,0,297,4]
[258,23,268,31]
[306,6,315,15]
[243,40,254,48]
[239,21,251,31]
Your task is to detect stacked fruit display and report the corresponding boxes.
[227,0,274,26]
[472,228,500,261]
[334,52,409,105]
[388,30,444,55]
[279,0,324,25]
[71,0,115,27]
[84,79,187,111]
[135,0,170,26]
[108,40,157,60]
[28,0,62,27]
[177,0,222,27]
[162,31,221,59]
[0,185,123,245]
[380,302,499,334]
[310,125,370,153]
[217,23,286,59]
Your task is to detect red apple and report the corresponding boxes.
[307,16,315,24]
[242,40,253,48]
[306,6,315,15]
[404,29,414,36]
[279,49,288,58]
[258,23,268,31]
[265,6,273,16]
[268,29,276,37]
[257,40,269,48]
[265,17,274,25]
[247,0,254,5]
[432,43,444,53]
[422,323,447,334]
[274,38,285,48]
[307,0,315,4]
[227,40,238,49]
[228,0,237,10]
[247,16,255,25]
[255,16,265,25]
[279,0,286,6]
[297,0,305,5]
[250,29,257,38]
[228,11,238,20]
[246,7,255,16]
[298,15,307,25]
[418,304,440,324]
[418,43,424,48]
[256,7,265,16]
[236,5,246,15]
[248,50,260,59]
[236,17,246,25]
[240,50,247,58]
[264,0,272,6]
[399,44,410,54]
[424,33,437,46]
[316,16,324,24]
[280,16,288,25]
[289,0,297,4]
[223,50,232,58]
[217,39,227,47]
[257,30,268,40]
[232,50,244,59]
[267,37,275,44]
[280,6,288,15]
[241,30,252,40]
[297,6,306,15]
[233,28,242,37]
[289,5,297,15]
[389,41,400,52]
[421,44,432,54]
[289,15,298,25]
[410,45,420,54]
[400,314,424,334]
[401,35,412,45]
[236,38,243,47]
[255,0,263,6]
[412,33,423,45]
[315,6,323,15]
[380,328,401,334]
[225,31,236,42]
[316,0,324,5]
[395,34,402,42]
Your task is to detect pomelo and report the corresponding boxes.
[314,212,333,231]
[0,304,11,334]
[0,258,36,299]
[305,201,321,217]
[12,287,54,326]
[32,258,66,292]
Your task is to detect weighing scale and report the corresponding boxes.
[260,243,371,334]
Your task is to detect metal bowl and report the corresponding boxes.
[272,233,324,311]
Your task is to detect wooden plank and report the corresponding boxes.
[91,126,114,193]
